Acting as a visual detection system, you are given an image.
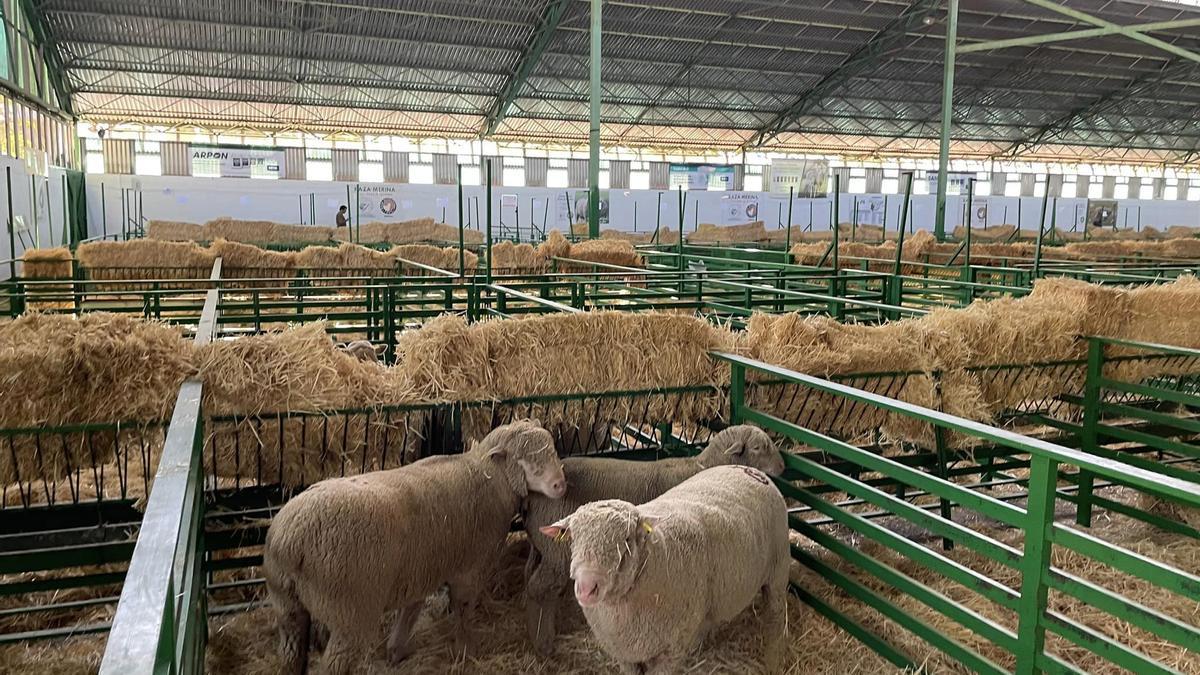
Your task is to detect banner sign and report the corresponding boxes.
[770,159,828,198]
[721,194,760,226]
[971,198,988,229]
[855,195,886,226]
[357,185,401,220]
[669,164,734,191]
[927,171,973,195]
[1087,200,1117,229]
[573,190,610,225]
[189,145,283,178]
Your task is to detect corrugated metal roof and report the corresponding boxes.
[38,0,1200,160]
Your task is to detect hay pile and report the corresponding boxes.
[791,230,936,271]
[77,239,216,270]
[352,219,485,245]
[391,244,478,274]
[560,239,643,270]
[20,247,73,279]
[146,218,336,244]
[488,241,542,273]
[687,221,768,244]
[209,239,294,271]
[294,242,396,271]
[146,220,206,241]
[536,230,572,263]
[952,224,1021,242]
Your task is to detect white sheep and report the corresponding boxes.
[540,464,790,674]
[338,339,386,362]
[523,425,785,654]
[264,419,566,675]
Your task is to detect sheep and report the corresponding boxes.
[523,424,784,653]
[338,339,386,362]
[263,419,567,675]
[539,465,790,674]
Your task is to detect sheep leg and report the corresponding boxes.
[270,579,310,675]
[644,653,684,675]
[385,601,425,665]
[524,548,566,655]
[448,578,483,659]
[761,569,789,674]
[319,631,366,675]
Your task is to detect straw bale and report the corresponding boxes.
[294,242,395,271]
[536,229,572,263]
[204,218,279,242]
[0,313,192,483]
[562,238,643,269]
[952,224,1019,242]
[20,247,72,279]
[1166,226,1198,240]
[209,239,295,276]
[147,220,206,241]
[352,219,484,245]
[488,241,543,273]
[599,229,653,244]
[1123,275,1200,350]
[76,239,215,270]
[687,221,768,243]
[394,315,489,401]
[266,224,336,243]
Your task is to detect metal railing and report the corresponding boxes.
[718,351,1200,674]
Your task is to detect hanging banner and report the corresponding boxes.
[189,145,283,178]
[971,198,988,229]
[668,164,734,191]
[573,190,610,225]
[357,185,401,221]
[855,195,886,226]
[926,171,973,195]
[1086,200,1117,229]
[720,194,760,226]
[770,159,828,198]
[555,192,574,225]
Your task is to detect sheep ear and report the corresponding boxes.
[540,519,569,542]
[639,515,659,534]
[374,344,387,355]
[724,441,745,457]
[487,446,508,461]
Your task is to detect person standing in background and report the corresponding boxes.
[336,205,349,228]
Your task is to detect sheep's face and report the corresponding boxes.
[519,452,567,499]
[702,424,785,477]
[540,500,655,608]
[482,420,566,499]
[339,340,386,363]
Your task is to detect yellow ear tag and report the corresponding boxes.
[555,531,570,543]
[642,522,653,533]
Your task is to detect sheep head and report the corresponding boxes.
[697,424,784,477]
[540,499,656,608]
[475,419,566,499]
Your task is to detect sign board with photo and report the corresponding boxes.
[668,164,734,192]
[572,190,610,225]
[720,194,760,225]
[926,171,973,195]
[357,185,401,220]
[189,145,283,178]
[855,195,886,226]
[971,198,988,229]
[1086,200,1118,230]
[770,159,828,198]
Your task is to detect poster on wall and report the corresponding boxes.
[668,164,734,192]
[1086,200,1118,229]
[357,185,401,221]
[189,145,283,178]
[926,171,973,195]
[572,190,610,226]
[971,198,989,229]
[555,192,573,225]
[855,195,886,226]
[721,194,760,225]
[770,159,828,198]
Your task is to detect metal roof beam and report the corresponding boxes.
[21,0,73,114]
[740,0,942,151]
[483,0,570,136]
[1016,0,1200,65]
[959,17,1200,54]
[1000,58,1200,158]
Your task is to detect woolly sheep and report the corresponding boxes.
[338,339,386,362]
[540,465,790,674]
[264,419,567,675]
[523,424,784,653]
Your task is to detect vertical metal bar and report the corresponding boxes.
[852,195,858,241]
[62,174,69,248]
[964,177,974,270]
[5,166,13,280]
[138,188,143,236]
[486,159,493,284]
[676,186,685,272]
[893,173,913,278]
[587,0,602,239]
[729,362,745,425]
[1014,453,1058,675]
[633,201,638,232]
[457,165,465,276]
[881,195,889,242]
[934,0,960,243]
[1033,175,1050,277]
[831,174,840,273]
[121,186,127,240]
[653,191,663,244]
[786,186,794,253]
[299,195,303,224]
[101,182,107,239]
[1076,338,1103,527]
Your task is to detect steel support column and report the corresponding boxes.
[934,0,959,243]
[588,0,602,239]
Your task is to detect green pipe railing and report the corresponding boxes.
[716,350,1200,675]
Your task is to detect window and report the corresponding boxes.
[599,169,610,190]
[1061,176,1077,199]
[913,172,929,195]
[504,166,526,187]
[1004,177,1021,197]
[547,167,568,188]
[1189,180,1200,201]
[1165,178,1179,201]
[1113,176,1129,200]
[359,150,383,183]
[305,149,332,181]
[1139,182,1155,200]
[631,169,650,190]
[84,137,104,174]
[134,140,161,176]
[881,170,899,194]
[846,167,866,194]
[460,165,481,186]
[1088,180,1104,199]
[409,162,434,184]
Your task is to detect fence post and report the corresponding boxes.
[1076,337,1103,527]
[1014,453,1058,675]
[384,286,397,365]
[730,361,746,425]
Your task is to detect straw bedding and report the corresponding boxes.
[351,219,485,246]
[687,221,769,244]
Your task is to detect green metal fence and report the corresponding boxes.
[718,351,1200,674]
